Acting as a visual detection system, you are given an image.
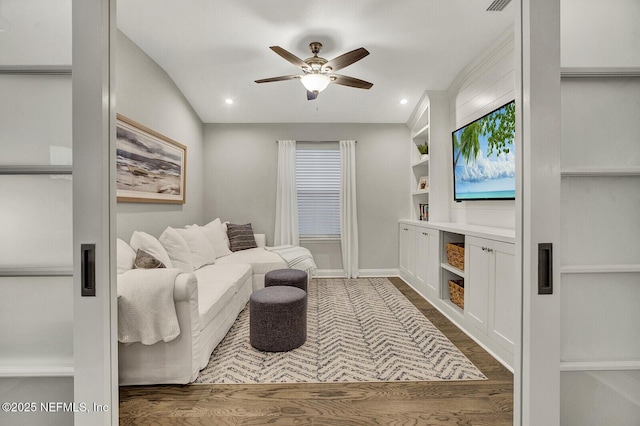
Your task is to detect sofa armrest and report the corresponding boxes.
[254,233,266,248]
[173,272,198,302]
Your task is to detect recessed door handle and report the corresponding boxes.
[81,244,96,297]
[538,243,553,295]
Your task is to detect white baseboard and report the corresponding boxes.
[314,269,400,278]
[359,268,400,277]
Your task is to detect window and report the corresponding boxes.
[296,144,340,239]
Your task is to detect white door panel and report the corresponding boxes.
[517,1,562,423]
[465,239,490,333]
[0,2,79,425]
[72,0,117,424]
[0,176,73,267]
[559,76,640,425]
[491,246,516,352]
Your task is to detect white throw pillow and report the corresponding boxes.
[129,231,173,269]
[203,218,232,258]
[177,226,216,269]
[116,238,136,274]
[159,227,194,273]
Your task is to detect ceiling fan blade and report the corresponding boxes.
[330,74,373,89]
[269,46,309,69]
[307,90,318,101]
[324,47,369,72]
[255,75,300,84]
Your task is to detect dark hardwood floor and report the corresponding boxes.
[119,277,513,425]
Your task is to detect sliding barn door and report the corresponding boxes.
[519,0,640,424]
[0,2,76,426]
[0,1,116,425]
[558,0,640,421]
[73,0,117,424]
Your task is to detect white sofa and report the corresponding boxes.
[117,219,291,385]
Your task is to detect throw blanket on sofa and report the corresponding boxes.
[266,245,317,277]
[117,268,181,345]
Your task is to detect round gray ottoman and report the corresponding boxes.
[264,268,308,292]
[250,286,307,352]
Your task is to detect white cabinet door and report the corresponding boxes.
[489,241,516,353]
[415,228,429,294]
[398,224,416,282]
[415,227,440,298]
[466,236,516,352]
[465,236,490,333]
[426,228,441,297]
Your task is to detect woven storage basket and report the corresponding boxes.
[446,242,465,270]
[448,280,464,309]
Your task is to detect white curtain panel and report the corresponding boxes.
[340,140,359,278]
[274,140,299,246]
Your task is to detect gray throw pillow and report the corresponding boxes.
[133,249,166,269]
[226,223,257,252]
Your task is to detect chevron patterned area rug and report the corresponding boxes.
[195,277,486,384]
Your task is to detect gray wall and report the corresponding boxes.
[203,123,410,272]
[116,31,205,240]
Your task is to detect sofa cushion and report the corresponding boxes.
[176,226,216,269]
[130,231,173,269]
[216,247,287,275]
[117,238,137,274]
[194,263,252,329]
[133,249,166,269]
[226,223,258,252]
[202,219,232,258]
[159,227,195,273]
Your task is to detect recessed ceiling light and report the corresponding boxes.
[225,98,234,105]
[400,98,408,105]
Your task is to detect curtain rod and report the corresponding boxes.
[276,140,357,143]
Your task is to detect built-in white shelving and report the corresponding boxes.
[411,123,430,142]
[398,220,516,371]
[411,157,429,168]
[408,98,430,221]
[440,262,465,278]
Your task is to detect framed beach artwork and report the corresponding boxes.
[116,114,187,203]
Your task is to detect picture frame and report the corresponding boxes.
[418,176,429,191]
[116,114,187,203]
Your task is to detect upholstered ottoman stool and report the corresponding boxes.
[264,268,308,292]
[250,286,307,352]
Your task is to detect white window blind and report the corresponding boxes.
[296,145,341,238]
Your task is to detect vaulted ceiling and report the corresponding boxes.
[117,0,514,124]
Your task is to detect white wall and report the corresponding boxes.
[447,30,516,229]
[116,31,205,240]
[203,123,410,273]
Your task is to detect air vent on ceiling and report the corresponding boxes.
[486,0,512,11]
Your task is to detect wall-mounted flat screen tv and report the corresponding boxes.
[452,100,516,201]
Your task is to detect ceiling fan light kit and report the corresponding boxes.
[256,41,373,100]
[301,73,331,93]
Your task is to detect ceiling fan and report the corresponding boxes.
[255,42,373,100]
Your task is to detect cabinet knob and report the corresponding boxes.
[422,232,427,236]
